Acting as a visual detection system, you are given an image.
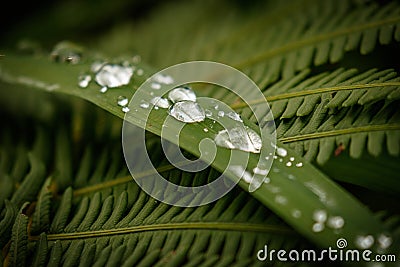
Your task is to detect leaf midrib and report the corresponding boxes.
[29,222,293,241]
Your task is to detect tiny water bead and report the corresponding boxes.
[153,73,174,85]
[150,97,170,109]
[289,157,295,161]
[78,74,91,88]
[205,109,212,117]
[227,111,243,122]
[122,106,130,113]
[117,96,129,107]
[292,210,302,218]
[151,82,161,90]
[285,162,292,167]
[217,110,225,117]
[51,41,82,64]
[313,210,327,223]
[203,128,209,132]
[327,216,345,229]
[377,234,392,249]
[276,147,288,157]
[95,64,133,88]
[136,69,144,76]
[295,162,303,167]
[140,101,150,109]
[355,235,374,249]
[168,87,196,103]
[312,222,325,233]
[100,87,108,93]
[275,195,288,205]
[214,126,262,153]
[168,101,205,123]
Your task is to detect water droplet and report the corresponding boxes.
[153,73,174,85]
[313,210,327,223]
[327,216,345,229]
[295,162,303,167]
[100,87,108,93]
[275,195,287,205]
[253,167,268,176]
[168,87,196,103]
[214,127,262,153]
[205,109,212,117]
[51,41,82,64]
[132,55,141,64]
[286,162,292,167]
[227,111,243,122]
[377,234,392,249]
[276,147,287,157]
[150,97,170,109]
[289,157,295,161]
[203,128,209,132]
[78,74,91,88]
[95,64,133,88]
[169,101,205,123]
[264,177,271,183]
[214,105,219,110]
[218,110,225,117]
[312,222,324,232]
[136,69,144,76]
[292,210,302,218]
[140,101,149,109]
[355,235,374,249]
[151,82,161,90]
[117,96,128,107]
[122,106,130,113]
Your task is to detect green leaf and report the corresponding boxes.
[9,203,29,267]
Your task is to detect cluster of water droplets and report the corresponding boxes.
[311,209,345,233]
[354,233,392,250]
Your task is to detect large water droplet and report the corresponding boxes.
[168,87,196,103]
[327,216,344,229]
[169,101,205,123]
[150,97,170,109]
[153,73,174,85]
[95,64,133,88]
[117,96,128,107]
[313,210,327,223]
[78,74,91,88]
[355,235,374,249]
[214,126,262,153]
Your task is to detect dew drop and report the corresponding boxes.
[355,235,374,249]
[253,167,268,176]
[312,222,324,233]
[151,82,161,90]
[132,55,141,64]
[313,210,327,223]
[78,74,91,88]
[168,101,205,123]
[205,109,212,117]
[100,87,108,93]
[203,128,209,132]
[117,96,128,107]
[150,97,170,109]
[264,177,271,183]
[276,147,287,157]
[122,106,130,113]
[286,162,292,167]
[95,64,133,88]
[218,110,225,117]
[292,210,302,218]
[214,126,262,153]
[153,73,174,85]
[50,41,82,64]
[140,101,149,109]
[327,216,345,229]
[296,162,303,167]
[275,195,287,205]
[136,69,144,76]
[227,111,243,122]
[168,87,196,103]
[289,157,295,161]
[377,234,392,249]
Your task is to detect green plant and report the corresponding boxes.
[0,0,399,266]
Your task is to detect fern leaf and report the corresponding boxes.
[9,203,29,267]
[50,187,72,233]
[32,233,48,267]
[31,178,52,235]
[47,240,62,267]
[0,200,18,248]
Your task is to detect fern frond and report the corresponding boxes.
[9,203,29,267]
[31,178,52,235]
